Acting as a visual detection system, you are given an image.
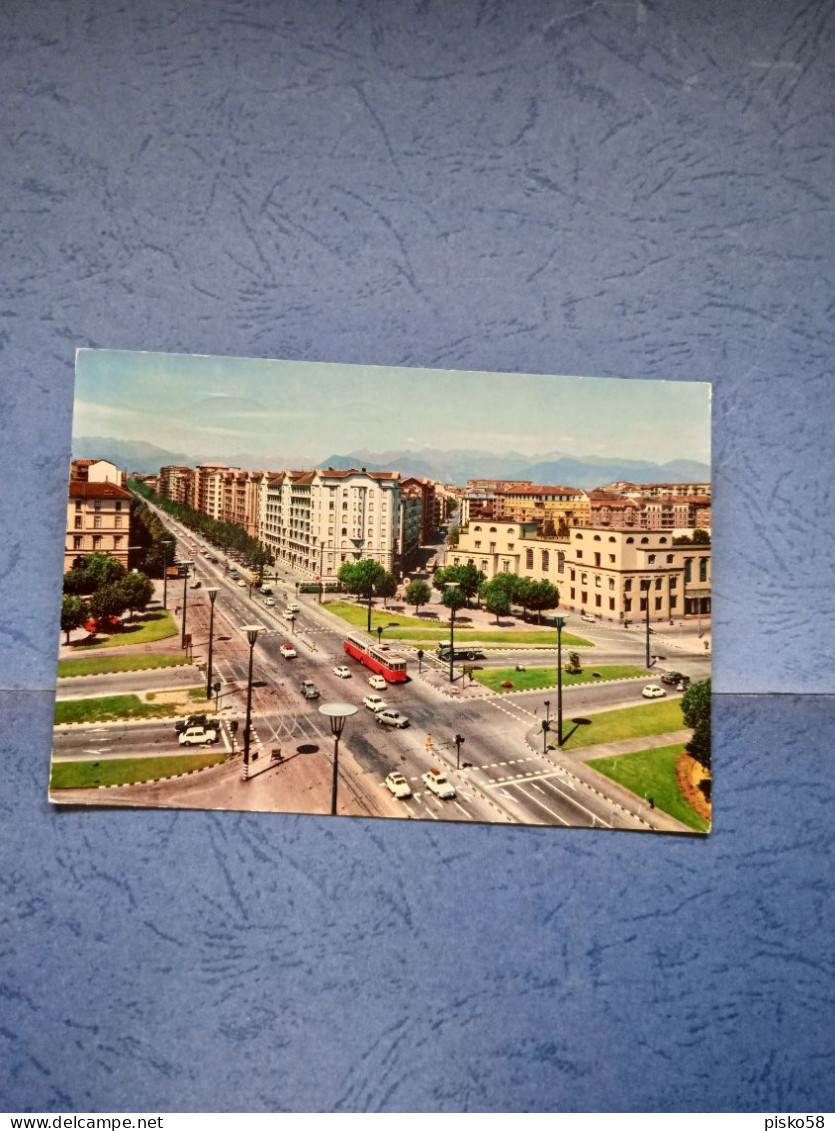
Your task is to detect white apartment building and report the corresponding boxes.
[263,468,401,580]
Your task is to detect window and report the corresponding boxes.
[684,558,693,582]
[93,515,102,529]
[670,577,677,589]
[670,595,678,608]
[489,543,496,553]
[655,577,662,590]
[92,536,102,548]
[570,587,576,599]
[114,516,122,529]
[594,552,601,566]
[74,501,82,511]
[595,595,601,607]
[595,576,601,587]
[667,554,674,564]
[655,596,663,611]
[475,541,481,549]
[557,552,565,574]
[73,536,82,549]
[508,543,514,551]
[581,591,588,604]
[624,597,632,612]
[74,516,82,529]
[525,548,533,569]
[700,557,708,582]
[608,555,615,563]
[609,597,615,610]
[541,550,549,571]
[608,578,615,590]
[570,569,576,581]
[481,560,488,571]
[648,554,655,564]
[115,501,122,511]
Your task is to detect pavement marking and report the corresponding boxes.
[454,801,471,819]
[513,784,571,826]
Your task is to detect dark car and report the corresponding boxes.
[437,645,485,661]
[661,671,690,689]
[174,714,218,734]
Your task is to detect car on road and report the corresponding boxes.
[367,674,388,690]
[422,769,456,799]
[437,645,485,661]
[178,725,218,746]
[282,608,296,619]
[288,602,299,612]
[642,684,666,699]
[363,694,388,712]
[300,680,320,700]
[175,714,218,734]
[384,771,412,799]
[237,579,246,587]
[375,709,409,728]
[279,643,297,659]
[263,597,276,607]
[333,665,351,678]
[229,570,240,580]
[189,579,202,589]
[661,671,690,689]
[581,613,596,623]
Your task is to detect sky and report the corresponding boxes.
[73,349,711,466]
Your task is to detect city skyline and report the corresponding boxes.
[73,349,711,468]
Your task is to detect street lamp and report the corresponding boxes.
[642,578,652,667]
[376,625,383,647]
[543,699,551,725]
[181,568,190,649]
[554,613,568,746]
[205,587,220,702]
[319,702,358,816]
[240,623,264,773]
[161,539,174,609]
[212,679,221,714]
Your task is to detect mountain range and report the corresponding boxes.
[73,437,710,489]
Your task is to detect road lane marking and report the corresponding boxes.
[454,801,471,819]
[514,784,571,825]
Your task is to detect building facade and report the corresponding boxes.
[66,478,133,572]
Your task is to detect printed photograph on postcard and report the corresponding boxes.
[51,350,712,832]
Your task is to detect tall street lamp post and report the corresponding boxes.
[643,578,652,667]
[161,539,174,610]
[319,702,358,816]
[181,569,190,649]
[554,614,568,746]
[454,732,465,769]
[240,623,263,774]
[205,587,220,702]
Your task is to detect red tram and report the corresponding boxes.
[344,635,408,682]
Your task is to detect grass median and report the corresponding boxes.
[50,751,227,790]
[557,698,686,750]
[587,744,709,833]
[473,665,651,693]
[69,610,178,650]
[322,601,592,647]
[54,692,203,725]
[58,653,192,678]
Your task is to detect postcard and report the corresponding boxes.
[51,349,712,833]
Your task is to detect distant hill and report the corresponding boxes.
[73,437,709,488]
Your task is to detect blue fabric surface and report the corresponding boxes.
[1,0,833,1113]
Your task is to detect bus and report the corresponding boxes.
[344,635,408,682]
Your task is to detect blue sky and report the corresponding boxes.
[74,349,711,465]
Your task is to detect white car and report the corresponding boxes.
[581,613,596,623]
[642,684,666,699]
[385,771,412,799]
[279,643,297,659]
[375,709,409,729]
[422,770,456,800]
[363,694,388,712]
[178,726,217,747]
[237,579,246,587]
[263,597,276,607]
[333,665,351,678]
[367,674,388,690]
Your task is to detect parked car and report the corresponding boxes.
[375,709,409,729]
[279,643,297,659]
[229,570,240,580]
[581,613,596,623]
[178,726,218,746]
[263,597,276,607]
[300,680,320,700]
[288,602,299,612]
[363,694,388,712]
[282,608,295,619]
[333,665,351,678]
[237,579,246,587]
[385,771,412,799]
[367,674,388,690]
[175,714,217,734]
[189,579,202,589]
[642,684,666,699]
[422,769,456,799]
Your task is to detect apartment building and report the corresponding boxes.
[66,478,133,572]
[70,459,125,486]
[263,468,401,580]
[158,465,193,505]
[448,521,711,623]
[192,463,231,519]
[492,483,589,530]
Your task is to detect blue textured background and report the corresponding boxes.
[1,0,833,1113]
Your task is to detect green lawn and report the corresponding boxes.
[57,653,191,678]
[558,698,686,750]
[473,665,651,693]
[50,751,227,790]
[587,744,710,833]
[322,601,591,646]
[54,693,202,726]
[70,610,178,649]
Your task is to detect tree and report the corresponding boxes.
[63,568,92,596]
[378,571,398,608]
[566,651,582,673]
[82,552,126,590]
[433,563,484,606]
[405,579,431,614]
[525,580,560,624]
[88,583,128,626]
[557,517,570,539]
[117,572,154,619]
[447,524,460,547]
[60,595,88,643]
[481,577,512,624]
[338,559,387,632]
[681,678,711,771]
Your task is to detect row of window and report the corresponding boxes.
[73,515,124,529]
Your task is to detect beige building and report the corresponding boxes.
[448,520,711,623]
[263,468,401,580]
[66,478,133,572]
[493,484,589,529]
[158,465,193,505]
